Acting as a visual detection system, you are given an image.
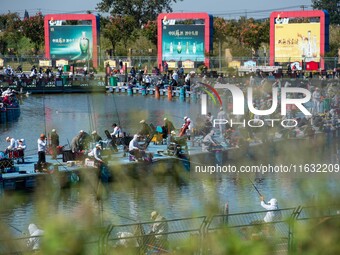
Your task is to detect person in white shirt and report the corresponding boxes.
[128,134,145,160]
[260,196,282,223]
[111,123,122,138]
[88,143,104,168]
[27,223,44,251]
[5,137,17,153]
[37,134,47,168]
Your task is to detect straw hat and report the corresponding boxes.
[150,211,159,220]
[91,130,97,135]
[51,129,56,132]
[164,118,167,121]
[171,131,176,135]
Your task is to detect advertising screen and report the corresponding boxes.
[275,23,320,63]
[49,25,93,61]
[162,23,205,62]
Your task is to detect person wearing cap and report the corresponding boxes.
[128,134,146,161]
[71,130,90,153]
[37,134,47,169]
[260,196,282,223]
[5,136,17,154]
[162,118,175,143]
[16,139,26,163]
[91,130,102,143]
[139,120,152,138]
[150,211,168,248]
[88,143,104,167]
[78,130,91,151]
[50,129,59,159]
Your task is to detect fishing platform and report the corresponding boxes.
[0,136,230,192]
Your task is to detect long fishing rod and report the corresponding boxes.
[87,94,94,132]
[111,92,121,128]
[248,177,262,197]
[8,223,26,235]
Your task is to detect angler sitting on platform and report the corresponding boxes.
[202,130,217,152]
[128,134,146,161]
[5,136,17,154]
[139,120,153,138]
[88,143,104,168]
[15,139,26,163]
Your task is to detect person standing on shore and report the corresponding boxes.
[37,134,47,169]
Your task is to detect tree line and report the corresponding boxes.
[0,0,339,60]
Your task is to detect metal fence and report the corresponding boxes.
[2,205,337,255]
[1,55,340,73]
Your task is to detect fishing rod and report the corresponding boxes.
[248,177,262,197]
[8,223,26,235]
[111,92,121,128]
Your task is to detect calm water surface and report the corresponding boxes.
[0,93,339,236]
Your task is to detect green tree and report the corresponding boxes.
[213,17,230,67]
[312,0,340,25]
[96,0,183,26]
[21,12,44,54]
[141,20,157,46]
[239,18,269,56]
[325,24,340,57]
[102,15,137,56]
[0,13,22,55]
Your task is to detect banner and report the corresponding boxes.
[162,24,205,62]
[275,23,320,63]
[50,25,93,61]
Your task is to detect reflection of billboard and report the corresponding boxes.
[275,23,320,63]
[44,14,99,68]
[50,25,93,60]
[162,24,205,61]
[270,10,329,69]
[158,13,213,69]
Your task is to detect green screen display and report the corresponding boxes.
[162,24,205,62]
[50,25,93,60]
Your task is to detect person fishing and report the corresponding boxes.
[202,130,217,152]
[149,211,169,250]
[128,134,146,161]
[88,143,104,168]
[139,120,153,140]
[50,129,59,159]
[27,223,44,251]
[260,196,282,223]
[162,118,176,143]
[91,130,102,143]
[179,116,191,139]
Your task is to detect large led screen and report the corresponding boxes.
[162,23,205,62]
[49,25,93,61]
[275,23,320,63]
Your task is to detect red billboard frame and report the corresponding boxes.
[270,10,328,69]
[44,14,98,68]
[157,12,212,70]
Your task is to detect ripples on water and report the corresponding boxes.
[0,93,339,235]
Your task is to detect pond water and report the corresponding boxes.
[0,93,339,236]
